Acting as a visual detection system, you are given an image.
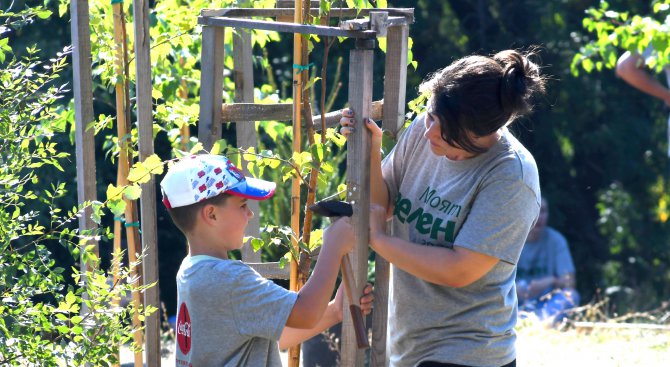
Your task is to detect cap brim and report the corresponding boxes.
[227,177,276,200]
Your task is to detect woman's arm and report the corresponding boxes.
[371,233,498,287]
[340,110,390,211]
[616,51,670,106]
[368,205,498,287]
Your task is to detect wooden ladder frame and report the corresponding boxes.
[197,5,412,366]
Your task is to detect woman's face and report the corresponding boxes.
[423,112,474,160]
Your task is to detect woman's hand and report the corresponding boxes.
[368,204,388,249]
[340,109,383,146]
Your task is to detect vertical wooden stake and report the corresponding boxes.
[341,38,375,367]
[198,25,226,151]
[70,0,98,317]
[371,23,409,367]
[132,0,160,365]
[233,28,262,260]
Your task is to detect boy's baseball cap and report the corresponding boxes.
[160,154,276,209]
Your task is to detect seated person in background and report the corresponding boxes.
[516,197,579,322]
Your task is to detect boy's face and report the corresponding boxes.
[212,195,254,251]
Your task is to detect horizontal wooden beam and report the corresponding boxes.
[199,16,376,38]
[200,8,414,23]
[340,15,411,31]
[221,100,384,130]
[222,103,293,122]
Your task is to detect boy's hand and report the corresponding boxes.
[340,109,382,146]
[369,204,387,248]
[334,283,375,321]
[323,217,355,256]
[359,283,374,316]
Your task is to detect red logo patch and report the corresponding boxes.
[197,170,205,178]
[216,181,224,189]
[198,184,207,192]
[214,167,222,175]
[177,302,191,355]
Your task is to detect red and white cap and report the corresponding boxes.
[160,154,275,209]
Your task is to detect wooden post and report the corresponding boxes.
[341,38,374,367]
[70,0,98,302]
[233,28,262,259]
[132,0,159,365]
[381,24,409,137]
[371,23,409,367]
[198,25,226,150]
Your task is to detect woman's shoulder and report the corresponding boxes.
[487,131,537,176]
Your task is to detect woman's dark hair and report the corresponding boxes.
[419,48,547,154]
[167,193,231,233]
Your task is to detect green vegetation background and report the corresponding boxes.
[7,0,670,319]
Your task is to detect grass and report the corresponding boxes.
[134,301,670,367]
[516,314,670,366]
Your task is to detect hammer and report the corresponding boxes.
[309,199,369,349]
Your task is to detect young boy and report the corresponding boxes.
[161,154,371,366]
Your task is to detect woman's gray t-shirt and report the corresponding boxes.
[382,115,541,367]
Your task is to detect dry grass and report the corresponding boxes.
[516,317,670,367]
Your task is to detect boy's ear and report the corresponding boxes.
[200,204,217,225]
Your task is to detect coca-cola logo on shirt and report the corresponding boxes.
[176,302,191,355]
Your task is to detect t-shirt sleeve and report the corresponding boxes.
[552,231,576,276]
[382,115,424,203]
[226,262,297,340]
[455,177,540,264]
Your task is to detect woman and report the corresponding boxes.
[340,49,546,367]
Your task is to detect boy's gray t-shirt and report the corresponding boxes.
[517,227,575,284]
[382,115,541,367]
[174,255,297,367]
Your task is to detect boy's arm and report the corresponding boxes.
[284,218,354,329]
[278,284,373,350]
[278,291,342,350]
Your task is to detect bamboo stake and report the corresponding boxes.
[112,3,143,366]
[288,0,307,364]
[178,55,190,151]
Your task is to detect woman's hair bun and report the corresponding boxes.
[494,49,546,117]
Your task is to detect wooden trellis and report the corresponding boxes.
[72,1,411,366]
[197,4,412,366]
[71,0,160,366]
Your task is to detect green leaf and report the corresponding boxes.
[211,139,228,155]
[106,184,125,201]
[582,58,594,73]
[36,10,52,19]
[190,142,204,154]
[91,201,104,225]
[251,238,264,252]
[128,154,164,183]
[124,184,142,200]
[65,292,76,306]
[108,199,127,217]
